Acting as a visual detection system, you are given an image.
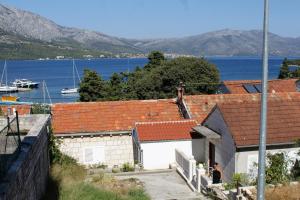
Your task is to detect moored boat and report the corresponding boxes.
[61,59,81,94]
[0,61,18,93]
[0,85,18,93]
[61,88,78,94]
[1,95,19,102]
[12,79,39,88]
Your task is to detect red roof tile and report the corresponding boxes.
[51,99,183,134]
[0,105,31,115]
[223,79,299,94]
[184,92,300,124]
[136,120,197,142]
[216,95,300,147]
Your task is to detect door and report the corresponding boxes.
[209,142,215,168]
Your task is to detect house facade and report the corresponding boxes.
[51,99,183,168]
[133,120,204,170]
[193,95,300,182]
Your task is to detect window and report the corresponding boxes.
[83,146,105,164]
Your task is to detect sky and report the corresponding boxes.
[1,0,300,39]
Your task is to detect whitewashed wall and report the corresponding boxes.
[235,147,300,179]
[141,139,204,170]
[59,134,134,168]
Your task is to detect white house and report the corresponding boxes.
[193,95,300,182]
[51,99,184,168]
[133,120,205,170]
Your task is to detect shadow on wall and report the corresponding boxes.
[42,176,60,200]
[192,138,205,162]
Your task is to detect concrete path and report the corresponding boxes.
[116,170,209,200]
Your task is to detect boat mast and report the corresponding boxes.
[0,61,5,85]
[5,61,7,87]
[73,59,76,89]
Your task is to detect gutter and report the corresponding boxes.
[54,130,131,138]
[236,142,299,152]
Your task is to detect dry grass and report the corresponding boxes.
[265,183,300,200]
[43,163,149,200]
[91,173,144,196]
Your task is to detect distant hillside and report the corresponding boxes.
[0,4,142,55]
[1,4,300,58]
[0,29,112,60]
[132,29,300,56]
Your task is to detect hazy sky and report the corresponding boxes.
[1,0,300,39]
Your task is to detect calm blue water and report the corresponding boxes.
[0,57,289,103]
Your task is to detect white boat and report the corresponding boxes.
[0,61,18,93]
[12,79,39,88]
[61,88,78,94]
[61,59,81,94]
[0,85,18,93]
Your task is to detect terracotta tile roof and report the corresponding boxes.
[0,105,31,115]
[222,79,299,94]
[217,96,300,147]
[184,92,300,124]
[51,99,183,134]
[135,120,198,142]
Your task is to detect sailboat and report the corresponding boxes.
[0,61,18,93]
[61,59,81,94]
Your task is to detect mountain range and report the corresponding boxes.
[1,4,300,59]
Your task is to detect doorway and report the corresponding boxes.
[209,142,215,168]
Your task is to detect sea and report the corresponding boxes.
[0,57,293,104]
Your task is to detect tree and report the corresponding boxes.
[144,51,165,70]
[130,57,220,99]
[79,54,220,102]
[278,58,290,79]
[106,73,126,100]
[79,69,106,102]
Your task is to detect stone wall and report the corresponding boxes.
[0,114,51,200]
[59,134,134,168]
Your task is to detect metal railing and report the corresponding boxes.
[0,111,21,180]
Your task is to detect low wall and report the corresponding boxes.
[0,114,51,200]
[59,133,134,168]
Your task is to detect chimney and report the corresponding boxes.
[176,81,185,104]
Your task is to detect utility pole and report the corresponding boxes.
[257,0,269,199]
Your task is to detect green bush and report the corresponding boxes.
[224,173,250,190]
[122,163,134,172]
[30,104,51,114]
[265,152,290,184]
[48,127,78,166]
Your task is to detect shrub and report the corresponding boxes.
[112,167,120,173]
[30,103,51,114]
[224,173,250,190]
[122,162,134,172]
[265,152,290,184]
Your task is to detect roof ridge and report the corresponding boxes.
[135,119,196,126]
[52,98,177,106]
